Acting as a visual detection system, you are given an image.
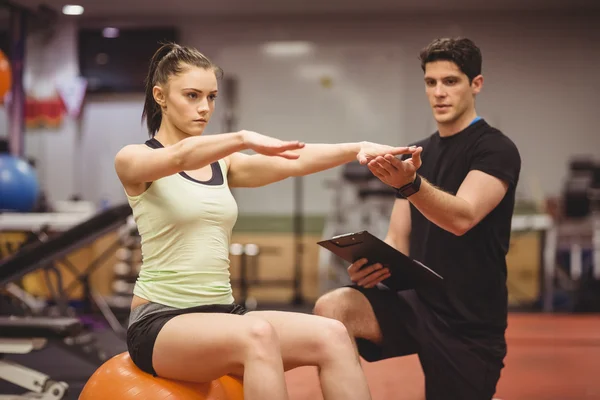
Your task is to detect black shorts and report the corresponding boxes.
[126,302,248,376]
[349,285,505,400]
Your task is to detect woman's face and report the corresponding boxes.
[156,64,218,136]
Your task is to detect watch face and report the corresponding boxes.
[402,186,418,197]
[400,175,421,197]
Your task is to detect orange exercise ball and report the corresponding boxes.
[79,352,244,400]
[0,49,11,104]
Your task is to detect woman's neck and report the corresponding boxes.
[154,121,190,146]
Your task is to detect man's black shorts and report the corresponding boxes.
[349,285,505,400]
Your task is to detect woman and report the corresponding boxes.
[115,42,412,400]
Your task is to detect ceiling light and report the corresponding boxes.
[102,27,120,38]
[261,41,315,57]
[62,5,84,16]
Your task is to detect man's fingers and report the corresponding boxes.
[368,161,390,177]
[412,147,423,168]
[368,165,386,181]
[384,154,404,168]
[347,258,369,274]
[349,262,383,282]
[358,268,391,288]
[375,157,397,173]
[363,273,391,288]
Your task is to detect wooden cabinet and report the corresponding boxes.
[506,231,542,306]
[229,233,322,304]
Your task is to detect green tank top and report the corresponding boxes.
[125,139,238,309]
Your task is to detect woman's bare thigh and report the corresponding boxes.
[152,312,258,382]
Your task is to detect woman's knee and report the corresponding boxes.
[309,317,356,363]
[322,318,354,349]
[243,317,281,359]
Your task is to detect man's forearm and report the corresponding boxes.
[407,176,475,236]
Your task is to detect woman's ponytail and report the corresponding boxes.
[142,43,176,136]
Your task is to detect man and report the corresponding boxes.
[314,37,521,400]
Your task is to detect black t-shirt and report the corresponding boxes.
[400,119,521,345]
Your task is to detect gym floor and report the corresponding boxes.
[1,308,599,400]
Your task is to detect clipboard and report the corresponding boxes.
[317,230,443,291]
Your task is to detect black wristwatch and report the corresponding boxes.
[396,174,422,198]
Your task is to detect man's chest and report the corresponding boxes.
[419,143,473,194]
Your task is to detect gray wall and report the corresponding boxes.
[10,11,600,215]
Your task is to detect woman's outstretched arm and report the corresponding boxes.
[227,141,414,188]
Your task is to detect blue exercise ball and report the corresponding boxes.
[0,154,40,212]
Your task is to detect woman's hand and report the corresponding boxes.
[356,141,413,165]
[240,130,305,159]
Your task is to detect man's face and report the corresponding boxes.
[424,60,482,125]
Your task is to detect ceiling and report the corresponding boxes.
[7,0,600,19]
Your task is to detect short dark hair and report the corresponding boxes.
[419,37,482,82]
[142,42,223,137]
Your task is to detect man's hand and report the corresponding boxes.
[348,258,391,289]
[367,146,423,188]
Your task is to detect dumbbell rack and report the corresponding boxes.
[107,217,141,323]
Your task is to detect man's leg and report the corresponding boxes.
[417,337,503,400]
[314,286,421,362]
[313,287,380,355]
[315,286,504,399]
[399,291,505,400]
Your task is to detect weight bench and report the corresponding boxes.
[0,316,82,399]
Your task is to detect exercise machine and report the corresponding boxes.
[555,158,600,311]
[318,161,396,294]
[0,204,134,339]
[0,316,82,400]
[0,205,133,398]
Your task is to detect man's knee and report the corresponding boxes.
[313,287,361,323]
[314,287,384,344]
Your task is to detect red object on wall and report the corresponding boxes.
[25,96,66,129]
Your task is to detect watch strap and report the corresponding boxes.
[395,174,422,198]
